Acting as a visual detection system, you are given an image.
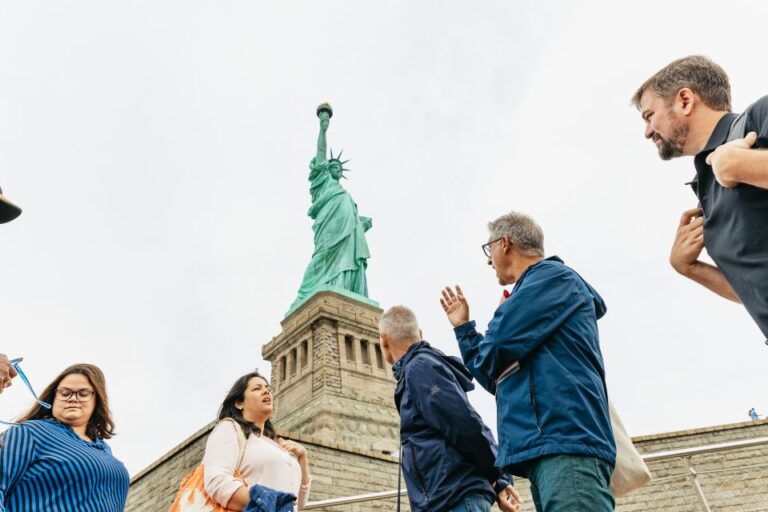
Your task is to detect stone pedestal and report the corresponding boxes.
[262,290,399,454]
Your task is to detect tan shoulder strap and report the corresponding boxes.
[217,418,248,470]
[727,112,747,142]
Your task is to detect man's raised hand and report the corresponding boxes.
[670,208,705,275]
[440,285,470,328]
[706,131,758,187]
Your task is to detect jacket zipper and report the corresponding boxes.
[408,443,430,503]
[529,364,543,433]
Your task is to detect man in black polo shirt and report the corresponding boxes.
[632,55,768,344]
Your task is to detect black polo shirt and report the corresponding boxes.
[690,95,768,341]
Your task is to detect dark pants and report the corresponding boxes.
[527,454,614,512]
[447,493,493,512]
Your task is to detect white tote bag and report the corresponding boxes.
[609,400,652,497]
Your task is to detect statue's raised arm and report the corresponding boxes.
[315,103,332,164]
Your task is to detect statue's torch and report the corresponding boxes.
[316,102,333,120]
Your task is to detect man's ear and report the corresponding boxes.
[380,333,389,350]
[503,235,512,253]
[677,87,696,116]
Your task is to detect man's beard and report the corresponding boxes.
[654,119,689,160]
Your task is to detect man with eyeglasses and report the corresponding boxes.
[0,186,22,393]
[440,211,616,512]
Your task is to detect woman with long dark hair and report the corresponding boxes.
[0,363,129,511]
[203,370,311,510]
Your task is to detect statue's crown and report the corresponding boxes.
[329,148,351,178]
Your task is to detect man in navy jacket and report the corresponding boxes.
[379,305,520,512]
[441,212,616,512]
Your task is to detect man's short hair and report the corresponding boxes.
[488,211,545,257]
[379,306,420,342]
[631,55,731,111]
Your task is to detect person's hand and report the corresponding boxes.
[278,438,308,461]
[497,485,522,512]
[706,131,757,188]
[320,118,330,131]
[0,354,17,394]
[440,285,470,328]
[670,208,704,275]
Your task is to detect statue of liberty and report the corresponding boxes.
[288,104,373,313]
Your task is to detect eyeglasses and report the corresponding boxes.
[55,388,95,402]
[482,237,504,258]
[0,358,52,427]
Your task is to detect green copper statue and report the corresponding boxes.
[288,104,373,313]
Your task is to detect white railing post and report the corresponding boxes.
[683,456,712,512]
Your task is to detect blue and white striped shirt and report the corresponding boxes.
[0,418,129,511]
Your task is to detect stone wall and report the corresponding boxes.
[477,419,768,512]
[127,418,768,511]
[126,422,212,512]
[616,418,768,512]
[125,424,404,512]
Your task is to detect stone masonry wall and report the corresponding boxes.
[127,418,768,511]
[616,419,768,512]
[485,419,768,512]
[125,424,405,512]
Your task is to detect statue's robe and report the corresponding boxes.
[290,157,372,311]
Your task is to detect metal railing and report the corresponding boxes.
[304,489,407,509]
[303,437,768,511]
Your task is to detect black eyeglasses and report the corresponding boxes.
[55,388,96,402]
[482,237,504,258]
[0,358,52,426]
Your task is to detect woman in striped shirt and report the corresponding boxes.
[0,363,129,511]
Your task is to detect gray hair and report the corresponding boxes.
[488,211,545,257]
[379,305,420,342]
[631,55,731,111]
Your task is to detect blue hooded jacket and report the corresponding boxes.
[455,256,616,475]
[393,341,511,512]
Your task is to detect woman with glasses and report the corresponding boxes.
[0,363,129,511]
[202,371,311,510]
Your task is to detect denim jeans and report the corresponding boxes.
[527,454,615,512]
[447,493,493,512]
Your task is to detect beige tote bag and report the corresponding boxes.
[609,400,652,497]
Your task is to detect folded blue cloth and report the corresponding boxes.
[243,484,296,512]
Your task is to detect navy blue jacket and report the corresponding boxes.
[455,256,616,475]
[393,341,510,512]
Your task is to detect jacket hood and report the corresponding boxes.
[585,279,607,319]
[538,256,607,319]
[393,340,475,392]
[571,264,607,320]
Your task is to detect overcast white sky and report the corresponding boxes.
[1,1,767,477]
